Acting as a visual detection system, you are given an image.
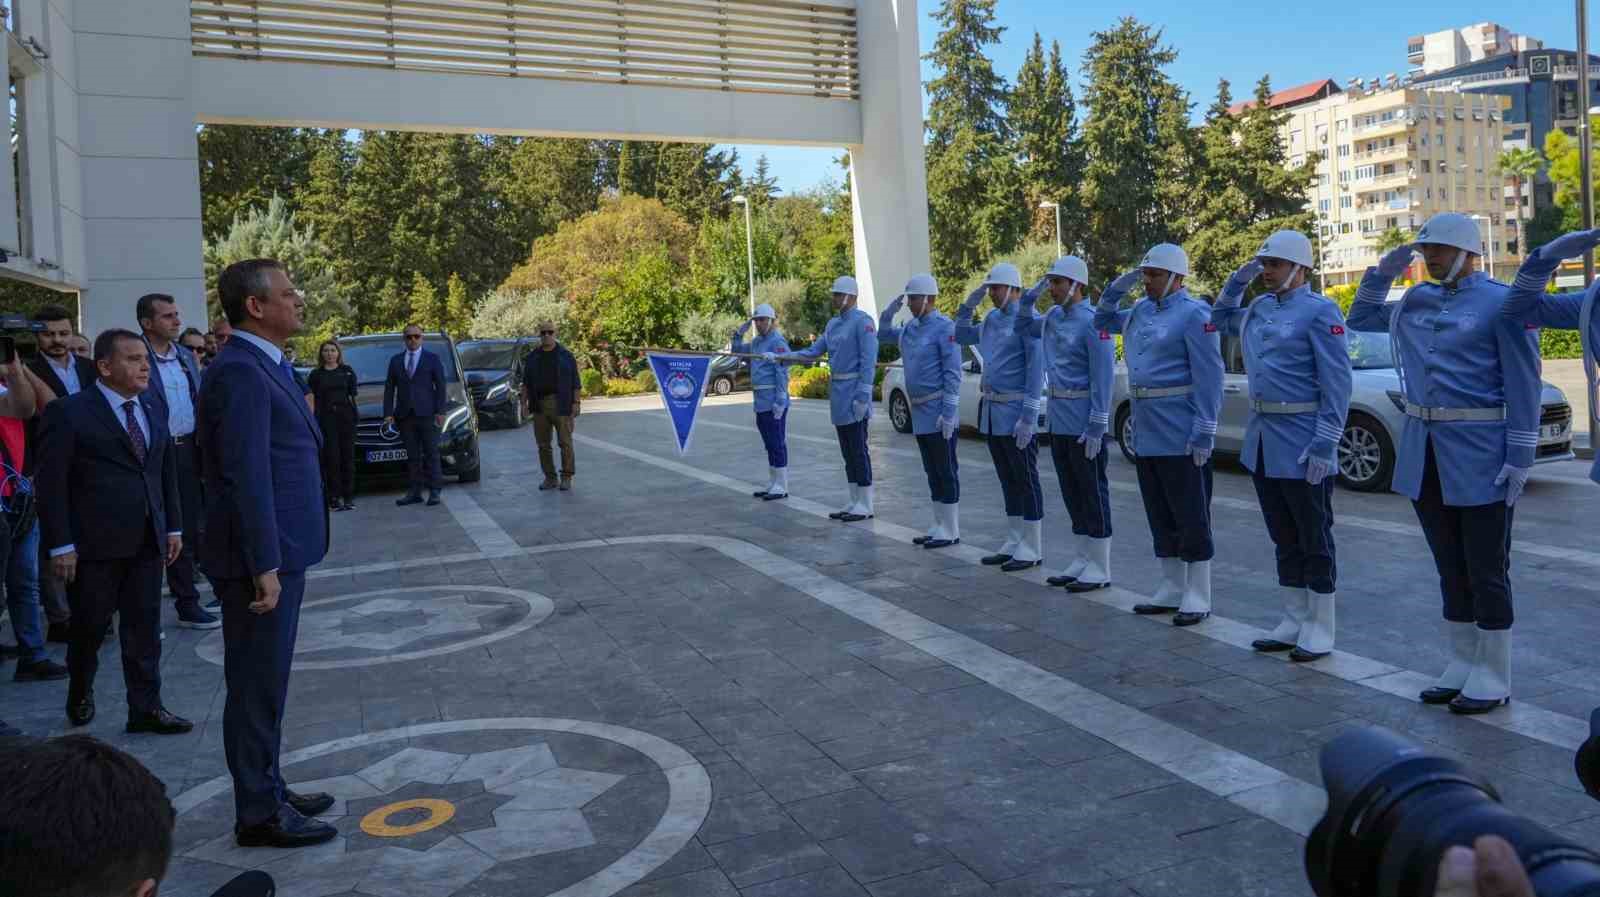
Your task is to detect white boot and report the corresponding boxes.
[923,504,943,541]
[837,484,858,517]
[852,485,875,518]
[1296,590,1336,655]
[766,467,788,498]
[1072,537,1112,588]
[1264,589,1310,645]
[1010,520,1043,564]
[1433,621,1479,692]
[1150,557,1187,608]
[1178,560,1211,615]
[997,517,1022,556]
[940,503,961,543]
[1459,628,1511,703]
[1061,534,1089,580]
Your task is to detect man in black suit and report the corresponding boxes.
[383,323,448,507]
[28,304,97,642]
[37,329,191,734]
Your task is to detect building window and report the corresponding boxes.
[1318,198,1331,212]
[1340,195,1353,208]
[1421,160,1432,173]
[1337,144,1351,157]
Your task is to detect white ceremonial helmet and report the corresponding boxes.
[1254,230,1316,269]
[830,276,860,296]
[902,273,939,297]
[752,303,777,319]
[1047,256,1090,287]
[984,262,1023,290]
[1414,213,1483,256]
[1139,243,1190,277]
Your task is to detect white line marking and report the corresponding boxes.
[442,489,524,555]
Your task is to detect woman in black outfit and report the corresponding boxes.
[307,340,359,510]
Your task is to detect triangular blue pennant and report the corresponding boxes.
[648,353,712,456]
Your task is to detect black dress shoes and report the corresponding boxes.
[980,553,1013,566]
[1172,611,1210,627]
[286,790,336,817]
[426,492,442,507]
[912,535,931,545]
[1448,695,1509,715]
[1289,647,1330,663]
[1252,639,1294,653]
[1132,603,1178,615]
[1000,558,1042,573]
[838,512,873,522]
[126,707,194,735]
[922,538,958,550]
[1045,574,1077,587]
[1064,580,1110,593]
[396,494,423,506]
[67,690,95,727]
[753,489,771,499]
[1419,687,1460,705]
[235,805,339,849]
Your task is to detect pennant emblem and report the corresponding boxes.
[648,353,712,456]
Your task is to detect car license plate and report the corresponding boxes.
[1540,423,1568,441]
[367,449,408,462]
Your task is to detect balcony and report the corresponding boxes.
[1353,144,1411,163]
[1353,115,1415,138]
[1355,171,1415,192]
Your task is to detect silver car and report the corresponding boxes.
[882,345,1051,437]
[1109,328,1576,492]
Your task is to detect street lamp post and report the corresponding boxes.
[1469,214,1496,280]
[1039,201,1061,259]
[1579,0,1596,288]
[732,195,755,315]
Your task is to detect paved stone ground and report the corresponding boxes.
[5,393,1600,897]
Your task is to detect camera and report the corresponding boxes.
[1307,726,1600,897]
[0,315,46,366]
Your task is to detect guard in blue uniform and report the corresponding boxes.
[1018,255,1116,592]
[1095,243,1224,626]
[955,263,1046,572]
[880,274,963,549]
[1213,231,1353,661]
[1502,228,1600,486]
[1347,212,1542,714]
[731,303,792,501]
[773,275,879,521]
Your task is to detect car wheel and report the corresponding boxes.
[457,462,482,484]
[712,376,733,396]
[1114,404,1137,463]
[1338,412,1394,492]
[888,390,912,434]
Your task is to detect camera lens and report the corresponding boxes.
[1307,727,1600,897]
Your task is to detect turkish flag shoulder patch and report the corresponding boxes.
[1203,323,1218,333]
[1330,325,1345,335]
[949,334,957,342]
[1525,322,1540,331]
[865,324,876,333]
[1099,330,1112,341]
[776,347,788,353]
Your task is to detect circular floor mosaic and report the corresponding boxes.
[171,718,710,897]
[195,585,555,670]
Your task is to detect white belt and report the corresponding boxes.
[1405,403,1506,422]
[1130,384,1193,399]
[753,384,776,391]
[910,392,944,406]
[1251,399,1317,414]
[831,371,861,381]
[1049,388,1089,399]
[981,390,1025,402]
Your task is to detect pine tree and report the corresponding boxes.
[1078,18,1192,280]
[408,272,440,332]
[747,155,780,205]
[924,0,1010,148]
[197,125,318,241]
[1012,34,1082,247]
[444,273,475,337]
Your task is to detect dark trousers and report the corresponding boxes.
[66,534,163,714]
[219,570,306,826]
[915,433,960,503]
[318,410,356,501]
[1251,465,1336,593]
[399,415,443,495]
[1412,440,1513,629]
[1135,455,1214,561]
[836,420,872,486]
[755,410,788,468]
[1050,436,1112,538]
[165,439,203,605]
[987,434,1043,521]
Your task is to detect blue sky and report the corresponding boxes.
[723,1,1595,194]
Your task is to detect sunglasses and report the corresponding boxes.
[404,334,423,341]
[540,331,555,336]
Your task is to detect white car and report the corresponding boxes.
[881,345,1050,438]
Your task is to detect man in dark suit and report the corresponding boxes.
[28,304,98,642]
[383,323,448,507]
[37,329,191,735]
[198,258,335,849]
[138,292,217,630]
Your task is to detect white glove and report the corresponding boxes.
[1109,269,1142,294]
[1191,446,1212,467]
[1079,433,1102,461]
[1375,244,1416,279]
[885,294,906,317]
[1013,416,1034,449]
[1494,464,1530,507]
[1298,446,1334,486]
[1229,259,1264,289]
[852,399,869,422]
[1540,229,1600,261]
[938,414,956,440]
[735,320,752,337]
[960,285,986,310]
[772,401,787,422]
[762,351,777,363]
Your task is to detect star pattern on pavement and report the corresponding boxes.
[183,743,625,897]
[295,595,504,655]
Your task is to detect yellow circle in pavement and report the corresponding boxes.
[359,798,456,837]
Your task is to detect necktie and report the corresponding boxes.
[122,401,148,465]
[280,358,298,383]
[407,352,416,378]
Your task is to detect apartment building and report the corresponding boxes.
[1269,82,1512,285]
[1407,23,1543,76]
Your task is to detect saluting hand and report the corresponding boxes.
[1375,245,1417,279]
[1540,228,1600,261]
[1109,269,1142,294]
[250,571,281,615]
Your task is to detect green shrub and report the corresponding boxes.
[634,369,657,393]
[789,366,831,399]
[604,377,649,396]
[579,368,605,397]
[1543,328,1584,360]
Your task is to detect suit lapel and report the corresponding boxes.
[86,390,143,467]
[240,340,321,438]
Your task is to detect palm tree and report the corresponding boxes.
[1496,147,1545,257]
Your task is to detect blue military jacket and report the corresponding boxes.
[1348,270,1542,505]
[1018,297,1115,440]
[787,306,879,426]
[1213,283,1353,478]
[880,307,961,436]
[954,295,1043,436]
[731,328,791,414]
[1094,286,1224,458]
[1503,248,1597,485]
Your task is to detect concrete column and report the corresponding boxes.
[74,0,205,339]
[848,0,930,318]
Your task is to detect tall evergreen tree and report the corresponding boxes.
[1012,33,1082,247]
[746,155,780,205]
[197,125,318,241]
[924,0,1010,148]
[1077,18,1192,280]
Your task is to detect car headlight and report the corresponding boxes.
[1386,390,1406,413]
[484,381,510,401]
[442,406,473,434]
